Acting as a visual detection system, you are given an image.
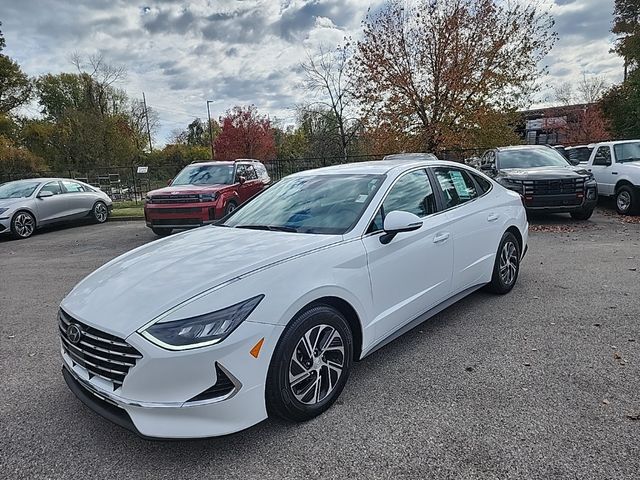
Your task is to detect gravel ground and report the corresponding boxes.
[1,209,639,479]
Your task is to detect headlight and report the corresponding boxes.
[199,193,218,202]
[499,178,523,192]
[0,208,8,216]
[140,295,264,349]
[144,196,152,204]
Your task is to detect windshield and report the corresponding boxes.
[222,174,385,235]
[172,164,234,186]
[614,142,640,163]
[0,180,41,199]
[498,148,570,169]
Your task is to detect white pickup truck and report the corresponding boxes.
[582,140,640,215]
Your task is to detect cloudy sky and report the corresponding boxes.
[1,0,624,145]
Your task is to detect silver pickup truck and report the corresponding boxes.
[582,140,640,215]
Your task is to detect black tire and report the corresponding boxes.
[224,201,238,216]
[92,201,109,223]
[10,211,36,239]
[615,185,639,215]
[570,208,594,220]
[266,304,353,422]
[151,227,172,236]
[486,231,520,294]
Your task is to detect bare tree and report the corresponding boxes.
[301,45,362,161]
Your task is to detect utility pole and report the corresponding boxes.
[142,92,153,152]
[206,100,215,160]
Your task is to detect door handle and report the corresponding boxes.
[612,172,618,175]
[487,213,499,222]
[587,169,592,172]
[433,232,450,244]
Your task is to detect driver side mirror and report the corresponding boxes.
[380,210,423,245]
[237,175,246,185]
[480,163,495,172]
[568,158,580,166]
[37,190,53,198]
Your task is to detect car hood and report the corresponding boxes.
[499,166,590,180]
[148,184,228,196]
[61,226,339,337]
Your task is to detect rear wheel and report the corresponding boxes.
[615,185,639,215]
[11,211,36,239]
[266,304,353,422]
[92,201,109,223]
[486,231,520,294]
[151,227,172,236]
[570,208,594,220]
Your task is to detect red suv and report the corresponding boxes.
[144,159,270,235]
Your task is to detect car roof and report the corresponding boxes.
[290,156,467,177]
[495,145,550,152]
[190,159,263,166]
[591,139,640,147]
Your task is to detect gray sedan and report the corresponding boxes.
[0,178,113,239]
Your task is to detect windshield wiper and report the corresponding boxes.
[235,225,299,233]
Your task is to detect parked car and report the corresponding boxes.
[581,140,640,215]
[478,145,598,220]
[0,178,112,239]
[144,159,271,236]
[59,156,528,439]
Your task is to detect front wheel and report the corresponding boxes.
[486,231,520,294]
[266,304,353,422]
[570,208,594,220]
[11,211,36,239]
[151,227,172,236]
[224,201,238,216]
[615,186,639,215]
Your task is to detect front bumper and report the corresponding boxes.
[0,217,10,234]
[144,201,222,229]
[61,320,284,439]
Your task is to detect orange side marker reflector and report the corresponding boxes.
[250,338,265,358]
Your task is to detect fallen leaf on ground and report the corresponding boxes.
[626,412,640,421]
[602,399,610,405]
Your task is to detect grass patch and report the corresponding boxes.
[111,206,144,218]
[113,200,142,209]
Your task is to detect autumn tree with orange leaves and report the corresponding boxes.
[352,0,556,153]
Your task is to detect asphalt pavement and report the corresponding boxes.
[1,210,639,479]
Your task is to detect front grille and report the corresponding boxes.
[59,309,142,390]
[148,194,199,204]
[523,178,585,195]
[149,207,203,214]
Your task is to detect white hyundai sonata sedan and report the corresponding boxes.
[59,156,528,439]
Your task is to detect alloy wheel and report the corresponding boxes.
[499,241,518,286]
[14,213,35,238]
[288,324,345,405]
[94,202,108,223]
[617,191,631,213]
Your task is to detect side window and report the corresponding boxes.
[482,151,495,166]
[255,163,268,181]
[367,169,436,234]
[593,146,611,166]
[244,165,258,180]
[40,181,62,195]
[434,168,478,209]
[235,164,247,181]
[470,172,492,194]
[61,180,85,193]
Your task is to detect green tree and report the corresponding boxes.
[0,136,45,180]
[601,69,640,138]
[612,0,640,79]
[0,23,31,114]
